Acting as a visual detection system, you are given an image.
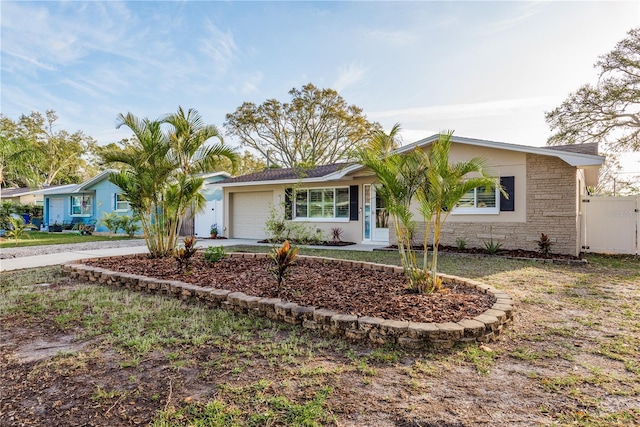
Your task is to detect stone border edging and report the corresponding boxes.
[61,253,514,349]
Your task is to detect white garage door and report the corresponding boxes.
[231,191,273,239]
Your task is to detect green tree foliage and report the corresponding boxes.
[546,27,640,152]
[359,130,500,294]
[216,150,267,176]
[225,83,382,168]
[102,107,237,258]
[0,110,98,188]
[94,139,138,169]
[0,116,38,187]
[415,132,501,291]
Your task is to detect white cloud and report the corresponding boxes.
[333,63,367,93]
[481,2,548,35]
[200,20,239,75]
[2,51,57,72]
[367,30,416,46]
[369,97,560,121]
[240,72,264,95]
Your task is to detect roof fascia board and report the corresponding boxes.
[76,169,115,192]
[220,176,336,188]
[198,171,232,179]
[40,185,82,196]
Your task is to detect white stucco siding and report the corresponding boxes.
[430,143,527,223]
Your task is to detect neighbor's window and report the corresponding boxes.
[115,194,130,211]
[71,195,93,216]
[454,185,499,214]
[295,188,349,219]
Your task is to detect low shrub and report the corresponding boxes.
[537,233,553,255]
[483,239,503,255]
[175,236,198,270]
[269,240,299,287]
[203,245,226,264]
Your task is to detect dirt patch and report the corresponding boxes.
[82,254,495,323]
[12,335,91,363]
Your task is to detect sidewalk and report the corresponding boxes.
[0,239,386,272]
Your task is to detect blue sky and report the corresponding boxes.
[1,1,639,173]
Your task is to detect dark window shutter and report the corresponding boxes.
[349,185,359,221]
[500,176,515,212]
[284,188,293,220]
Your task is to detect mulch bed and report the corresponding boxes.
[83,254,496,324]
[384,245,582,261]
[258,239,356,246]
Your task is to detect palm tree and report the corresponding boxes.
[104,113,175,257]
[358,125,427,291]
[416,131,503,291]
[103,107,237,258]
[367,122,402,154]
[162,107,238,248]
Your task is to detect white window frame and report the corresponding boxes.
[294,187,350,222]
[115,193,130,211]
[452,185,500,215]
[71,195,93,217]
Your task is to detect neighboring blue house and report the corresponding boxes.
[42,170,135,233]
[42,170,230,234]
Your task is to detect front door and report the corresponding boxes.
[48,198,64,227]
[373,190,389,242]
[364,185,389,242]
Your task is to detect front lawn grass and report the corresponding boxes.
[1,251,639,426]
[0,231,137,248]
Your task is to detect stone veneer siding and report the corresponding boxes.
[61,253,514,349]
[391,154,580,256]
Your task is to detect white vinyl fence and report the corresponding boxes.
[581,195,639,255]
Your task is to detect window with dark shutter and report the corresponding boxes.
[500,176,515,212]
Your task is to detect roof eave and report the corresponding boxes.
[75,169,115,192]
[400,134,605,167]
[220,176,334,187]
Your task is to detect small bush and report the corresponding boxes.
[265,204,288,241]
[203,245,226,264]
[269,240,299,287]
[5,216,37,244]
[455,237,466,250]
[537,233,553,255]
[119,215,141,238]
[175,236,198,270]
[100,212,121,236]
[330,227,344,242]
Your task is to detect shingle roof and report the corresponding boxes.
[221,163,351,184]
[1,184,79,197]
[545,142,599,156]
[0,187,31,197]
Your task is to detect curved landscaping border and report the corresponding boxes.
[61,253,514,349]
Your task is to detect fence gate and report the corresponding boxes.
[581,196,639,255]
[179,207,195,237]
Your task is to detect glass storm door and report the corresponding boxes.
[372,190,389,242]
[364,185,389,242]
